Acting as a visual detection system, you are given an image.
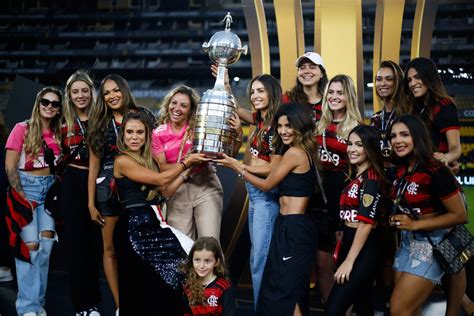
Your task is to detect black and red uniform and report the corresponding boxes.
[417,98,460,153]
[249,112,273,162]
[308,122,348,251]
[325,167,388,316]
[391,163,460,216]
[60,119,102,313]
[184,277,236,316]
[282,93,322,123]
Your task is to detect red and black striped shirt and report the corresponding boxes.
[339,167,386,224]
[282,93,322,123]
[316,122,348,172]
[184,277,235,316]
[60,119,88,167]
[392,163,460,216]
[249,112,273,162]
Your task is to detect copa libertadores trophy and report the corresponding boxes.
[193,13,248,158]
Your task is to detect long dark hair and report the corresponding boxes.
[376,60,408,116]
[181,237,227,306]
[390,115,438,168]
[347,125,387,183]
[404,58,452,125]
[286,63,328,104]
[272,103,318,162]
[247,74,282,149]
[88,74,139,155]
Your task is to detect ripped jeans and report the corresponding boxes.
[15,171,56,315]
[393,228,449,283]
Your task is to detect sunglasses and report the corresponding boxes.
[40,98,61,108]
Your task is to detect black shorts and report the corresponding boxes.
[96,167,121,217]
[257,214,317,316]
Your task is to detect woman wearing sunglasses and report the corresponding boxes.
[5,87,62,316]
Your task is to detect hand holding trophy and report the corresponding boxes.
[193,13,248,158]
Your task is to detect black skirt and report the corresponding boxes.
[257,214,318,316]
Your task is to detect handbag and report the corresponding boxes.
[44,139,85,220]
[427,224,474,274]
[95,167,120,212]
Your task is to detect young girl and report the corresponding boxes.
[389,115,467,316]
[312,74,362,302]
[324,125,389,315]
[217,103,318,316]
[283,52,328,123]
[182,237,236,316]
[60,70,101,315]
[5,87,62,316]
[113,111,207,314]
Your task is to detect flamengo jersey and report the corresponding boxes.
[249,112,273,162]
[282,93,322,123]
[184,277,235,316]
[419,98,460,153]
[316,122,348,172]
[392,163,460,216]
[339,168,386,224]
[61,120,88,167]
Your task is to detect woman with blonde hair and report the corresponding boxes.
[60,70,101,315]
[152,85,241,240]
[5,87,62,316]
[311,74,362,303]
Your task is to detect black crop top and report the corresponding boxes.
[278,154,316,197]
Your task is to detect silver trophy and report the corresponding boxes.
[193,12,248,158]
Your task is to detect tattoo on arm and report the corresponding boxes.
[6,168,24,195]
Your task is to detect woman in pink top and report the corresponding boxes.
[5,86,62,316]
[152,85,242,240]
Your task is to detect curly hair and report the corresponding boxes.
[24,87,63,158]
[181,237,227,306]
[88,74,139,156]
[63,69,97,140]
[247,74,282,149]
[317,74,362,139]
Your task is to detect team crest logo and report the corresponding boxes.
[362,194,374,207]
[207,294,218,307]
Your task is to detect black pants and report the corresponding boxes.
[325,226,379,316]
[60,166,102,312]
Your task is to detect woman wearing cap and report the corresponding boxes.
[283,52,328,123]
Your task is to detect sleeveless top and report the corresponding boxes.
[115,176,149,208]
[278,153,316,197]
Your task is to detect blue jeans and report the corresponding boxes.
[246,182,279,308]
[15,171,56,315]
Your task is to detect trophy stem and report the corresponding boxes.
[213,65,227,91]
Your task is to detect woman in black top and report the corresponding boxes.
[113,112,208,314]
[217,103,317,316]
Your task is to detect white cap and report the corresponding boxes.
[295,52,325,68]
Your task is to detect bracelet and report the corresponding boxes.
[180,162,188,171]
[235,137,243,142]
[180,173,188,181]
[238,169,247,179]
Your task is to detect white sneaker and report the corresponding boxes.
[115,308,119,316]
[38,310,47,316]
[22,313,37,316]
[0,267,13,282]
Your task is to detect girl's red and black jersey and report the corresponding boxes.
[391,163,460,216]
[102,119,121,168]
[419,98,460,153]
[339,168,386,224]
[60,120,88,167]
[282,93,322,123]
[316,122,348,172]
[249,112,273,162]
[183,277,235,316]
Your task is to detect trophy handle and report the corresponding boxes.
[239,45,248,55]
[202,42,210,53]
